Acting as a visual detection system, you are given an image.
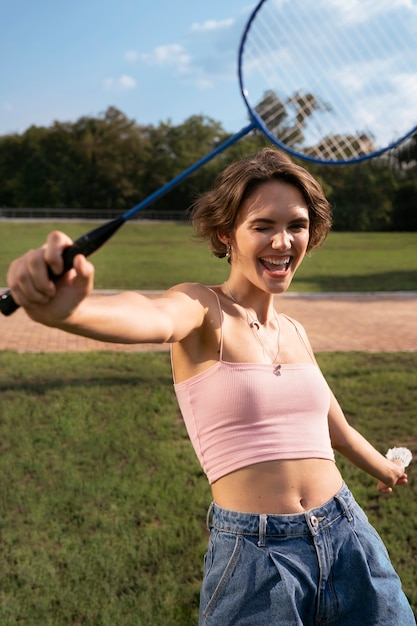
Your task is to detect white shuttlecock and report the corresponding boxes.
[386,447,413,468]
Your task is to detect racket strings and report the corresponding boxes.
[246,16,317,149]
[240,0,417,162]
[247,5,366,158]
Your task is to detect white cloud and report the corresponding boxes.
[308,0,416,25]
[140,41,230,89]
[120,74,137,89]
[140,44,191,73]
[191,18,234,32]
[137,13,242,91]
[103,75,137,91]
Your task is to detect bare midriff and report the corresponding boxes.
[211,458,344,514]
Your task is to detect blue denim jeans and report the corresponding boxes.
[199,484,415,625]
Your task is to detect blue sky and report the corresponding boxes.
[2,0,416,155]
[0,0,255,136]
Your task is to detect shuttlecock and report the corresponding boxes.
[386,447,413,468]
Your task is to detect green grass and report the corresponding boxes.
[297,232,417,292]
[0,222,416,291]
[0,351,416,624]
[0,352,208,625]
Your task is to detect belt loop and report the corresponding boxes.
[258,514,268,547]
[335,492,353,522]
[206,502,214,530]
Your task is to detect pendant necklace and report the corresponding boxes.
[224,282,282,376]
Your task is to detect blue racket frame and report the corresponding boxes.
[237,0,417,166]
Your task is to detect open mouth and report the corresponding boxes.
[259,256,291,273]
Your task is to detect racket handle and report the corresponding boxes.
[0,216,125,317]
[0,291,20,316]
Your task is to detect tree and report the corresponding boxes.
[0,134,24,207]
[70,107,151,210]
[391,181,417,231]
[254,89,331,151]
[0,106,415,230]
[139,115,232,213]
[311,160,396,231]
[306,133,376,162]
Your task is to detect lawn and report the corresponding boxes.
[0,222,416,291]
[0,351,416,625]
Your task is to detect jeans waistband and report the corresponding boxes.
[208,483,355,545]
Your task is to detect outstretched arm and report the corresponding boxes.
[6,230,206,345]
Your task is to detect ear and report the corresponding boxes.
[217,231,230,246]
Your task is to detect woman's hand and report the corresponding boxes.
[7,230,94,325]
[376,459,408,494]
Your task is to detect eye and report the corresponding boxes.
[252,222,273,232]
[289,221,309,232]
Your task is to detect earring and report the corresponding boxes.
[226,243,231,258]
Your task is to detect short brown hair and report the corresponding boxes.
[191,148,332,257]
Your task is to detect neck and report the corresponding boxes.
[224,281,275,326]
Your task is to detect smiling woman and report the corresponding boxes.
[5,148,415,626]
[215,182,310,307]
[191,148,331,259]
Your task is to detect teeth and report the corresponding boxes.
[261,257,290,266]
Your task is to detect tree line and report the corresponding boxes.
[0,106,415,230]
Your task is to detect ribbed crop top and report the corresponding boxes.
[173,289,335,484]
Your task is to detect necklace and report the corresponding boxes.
[224,282,282,376]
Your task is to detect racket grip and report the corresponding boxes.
[0,290,19,316]
[0,216,126,317]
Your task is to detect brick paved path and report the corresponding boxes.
[1,292,416,353]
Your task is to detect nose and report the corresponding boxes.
[271,230,291,250]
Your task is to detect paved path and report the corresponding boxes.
[1,291,416,353]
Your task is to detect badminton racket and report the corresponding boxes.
[2,0,417,315]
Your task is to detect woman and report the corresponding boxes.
[7,149,415,625]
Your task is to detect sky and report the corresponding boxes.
[0,0,255,137]
[1,0,416,157]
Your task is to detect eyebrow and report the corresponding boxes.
[249,216,310,225]
[249,218,275,225]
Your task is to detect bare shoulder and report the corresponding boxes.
[160,283,221,338]
[167,281,214,298]
[165,282,220,310]
[279,313,317,363]
[279,313,308,336]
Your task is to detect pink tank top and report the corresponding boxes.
[173,289,334,484]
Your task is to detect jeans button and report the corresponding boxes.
[310,515,319,527]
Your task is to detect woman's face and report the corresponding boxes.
[229,180,310,295]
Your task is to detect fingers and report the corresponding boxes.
[7,247,55,308]
[395,472,408,486]
[377,482,393,494]
[44,231,75,275]
[7,231,75,308]
[377,471,408,494]
[71,253,95,292]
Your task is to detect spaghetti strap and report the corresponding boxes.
[206,287,224,361]
[280,313,316,363]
